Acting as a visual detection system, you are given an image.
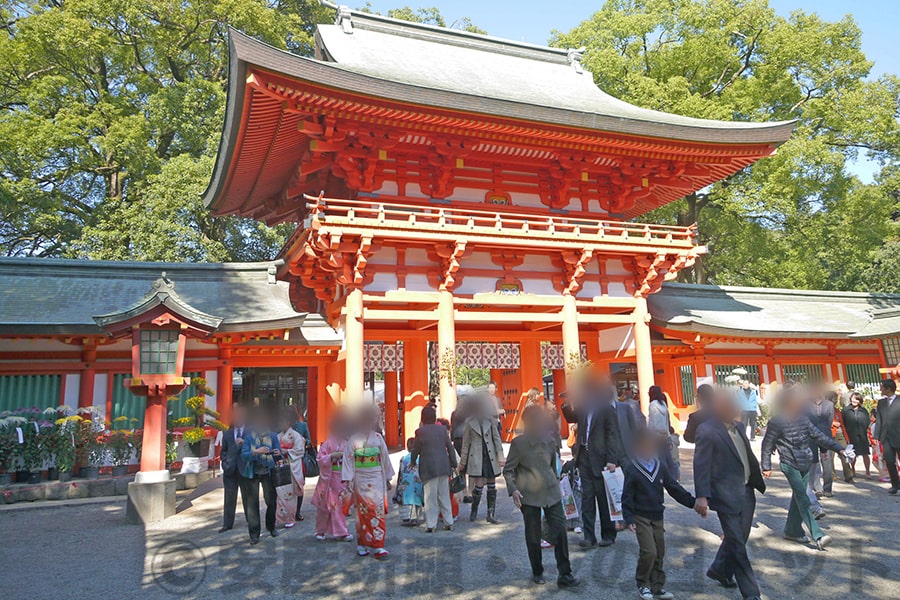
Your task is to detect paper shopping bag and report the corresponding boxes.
[602,467,625,522]
[560,476,579,520]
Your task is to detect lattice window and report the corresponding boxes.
[883,337,900,366]
[843,363,885,388]
[139,329,179,375]
[781,364,824,384]
[679,365,696,406]
[713,364,760,386]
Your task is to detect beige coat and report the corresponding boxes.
[460,417,505,477]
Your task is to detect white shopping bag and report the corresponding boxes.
[560,476,579,520]
[602,467,625,522]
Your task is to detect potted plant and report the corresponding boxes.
[76,408,106,480]
[53,415,80,482]
[107,426,132,477]
[0,417,20,485]
[180,377,226,458]
[21,422,44,483]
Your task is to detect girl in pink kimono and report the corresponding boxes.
[343,406,395,559]
[312,413,353,541]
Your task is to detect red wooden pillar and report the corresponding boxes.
[511,338,543,439]
[78,346,97,409]
[308,364,333,446]
[141,394,168,472]
[383,370,400,448]
[217,346,233,427]
[552,369,568,438]
[401,338,428,441]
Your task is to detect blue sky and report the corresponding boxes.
[358,1,896,182]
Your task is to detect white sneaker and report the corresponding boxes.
[315,533,326,541]
[816,535,833,551]
[574,526,583,534]
[638,587,654,600]
[654,591,674,600]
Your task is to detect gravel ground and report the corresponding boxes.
[1,443,898,600]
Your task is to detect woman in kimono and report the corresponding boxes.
[275,410,306,528]
[343,405,395,559]
[312,410,354,541]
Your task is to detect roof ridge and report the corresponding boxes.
[660,281,900,301]
[319,2,569,62]
[0,257,284,272]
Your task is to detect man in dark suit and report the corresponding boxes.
[875,379,900,494]
[561,376,622,549]
[219,403,247,533]
[411,405,458,531]
[613,392,644,462]
[683,384,714,444]
[694,390,766,600]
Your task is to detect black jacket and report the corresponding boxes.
[622,458,694,524]
[841,406,871,451]
[561,401,622,477]
[220,427,245,477]
[683,407,712,444]
[760,415,843,472]
[875,395,900,448]
[411,423,458,481]
[693,419,765,514]
[808,402,835,453]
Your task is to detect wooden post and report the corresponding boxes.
[437,289,457,419]
[383,370,400,447]
[512,338,543,438]
[401,338,429,440]
[552,369,568,438]
[561,293,580,377]
[140,394,168,472]
[78,345,97,409]
[344,288,365,405]
[633,296,654,416]
[216,346,233,427]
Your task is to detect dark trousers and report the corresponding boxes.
[240,473,276,541]
[579,466,617,544]
[741,411,758,440]
[709,485,760,599]
[222,473,242,529]
[819,450,835,493]
[885,443,900,490]
[634,515,666,592]
[521,502,571,577]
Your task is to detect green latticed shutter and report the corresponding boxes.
[0,374,61,413]
[111,372,201,428]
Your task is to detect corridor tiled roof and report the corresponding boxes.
[0,258,338,342]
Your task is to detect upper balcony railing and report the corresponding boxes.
[303,194,699,249]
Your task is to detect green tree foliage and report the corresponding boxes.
[0,1,482,261]
[0,0,329,259]
[553,0,900,290]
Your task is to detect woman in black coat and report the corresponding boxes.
[841,392,871,478]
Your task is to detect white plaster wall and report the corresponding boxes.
[599,325,636,357]
[404,273,435,292]
[607,282,630,297]
[204,370,218,396]
[368,272,399,292]
[63,373,80,411]
[93,373,108,420]
[520,277,558,296]
[404,248,430,267]
[578,281,603,298]
[605,259,630,275]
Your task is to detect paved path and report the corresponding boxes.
[1,444,897,599]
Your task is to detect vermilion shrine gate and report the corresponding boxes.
[202,7,794,439]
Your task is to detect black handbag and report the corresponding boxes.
[302,446,320,478]
[449,472,466,494]
[271,460,293,488]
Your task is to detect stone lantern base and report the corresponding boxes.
[125,470,176,525]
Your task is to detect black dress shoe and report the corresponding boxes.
[532,575,546,584]
[706,570,737,588]
[578,540,597,550]
[598,538,614,547]
[889,488,899,495]
[218,527,232,533]
[557,573,580,588]
[462,496,473,504]
[249,538,260,545]
[269,529,278,538]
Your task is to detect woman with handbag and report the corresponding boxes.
[276,409,306,528]
[460,392,506,523]
[239,407,282,544]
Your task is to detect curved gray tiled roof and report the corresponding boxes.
[313,8,795,143]
[0,258,339,343]
[649,283,900,339]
